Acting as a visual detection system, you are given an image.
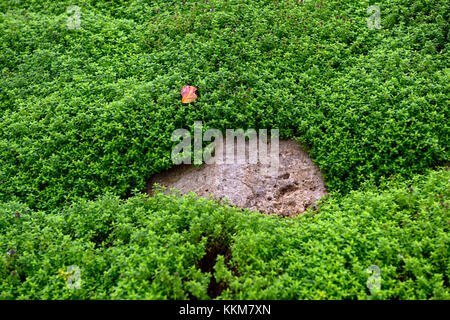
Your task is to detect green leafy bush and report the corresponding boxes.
[0,0,448,300]
[0,0,448,210]
[1,169,448,299]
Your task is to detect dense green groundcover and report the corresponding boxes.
[0,0,448,210]
[0,169,449,299]
[0,0,448,299]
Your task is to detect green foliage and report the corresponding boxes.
[0,0,448,300]
[0,0,448,210]
[1,169,448,299]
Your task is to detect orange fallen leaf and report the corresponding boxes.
[181,85,198,103]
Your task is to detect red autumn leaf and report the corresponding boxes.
[181,85,198,103]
